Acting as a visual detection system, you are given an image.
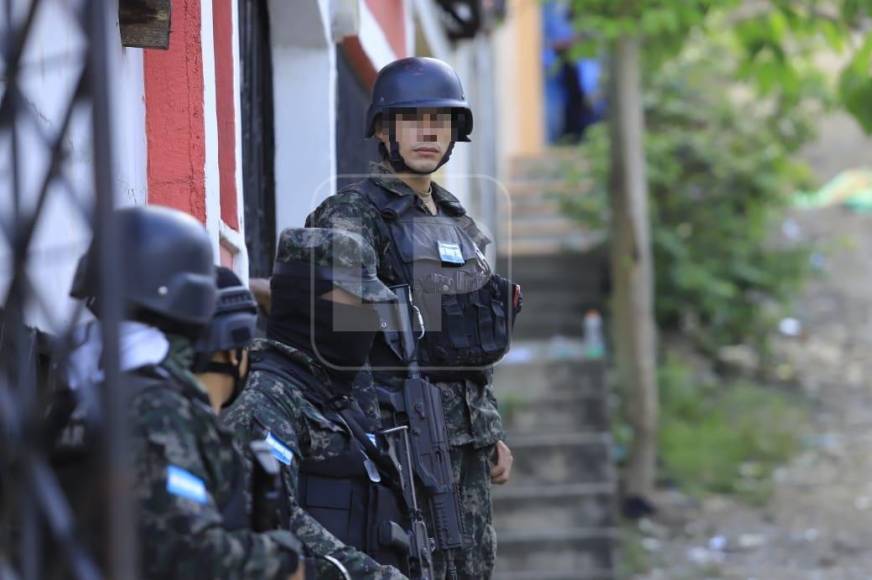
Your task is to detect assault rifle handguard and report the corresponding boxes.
[376,285,466,579]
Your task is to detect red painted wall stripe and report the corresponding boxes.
[342,37,378,90]
[144,0,206,222]
[213,0,239,229]
[365,0,407,59]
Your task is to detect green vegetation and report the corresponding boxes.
[658,356,806,503]
[560,39,814,352]
[612,355,807,504]
[569,0,872,132]
[617,524,657,579]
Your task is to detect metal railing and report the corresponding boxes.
[0,1,134,578]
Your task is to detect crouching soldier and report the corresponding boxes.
[222,228,411,580]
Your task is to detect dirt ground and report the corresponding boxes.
[634,207,872,580]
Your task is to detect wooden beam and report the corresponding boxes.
[120,0,171,50]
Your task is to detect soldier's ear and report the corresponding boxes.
[374,117,388,142]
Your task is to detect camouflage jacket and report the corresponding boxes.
[128,336,301,580]
[221,338,407,580]
[306,163,505,448]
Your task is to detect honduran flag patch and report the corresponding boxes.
[166,465,208,504]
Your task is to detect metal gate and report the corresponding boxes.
[0,1,134,578]
[239,0,277,278]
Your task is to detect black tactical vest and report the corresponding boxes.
[248,350,413,573]
[352,178,517,382]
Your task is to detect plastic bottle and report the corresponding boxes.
[582,310,605,360]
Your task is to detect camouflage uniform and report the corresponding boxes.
[307,163,504,578]
[222,339,405,580]
[129,335,301,580]
[222,228,406,580]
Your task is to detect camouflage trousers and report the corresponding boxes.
[432,443,497,580]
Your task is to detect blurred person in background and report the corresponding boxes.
[542,0,606,143]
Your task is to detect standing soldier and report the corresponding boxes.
[67,206,303,580]
[307,56,520,579]
[222,228,410,580]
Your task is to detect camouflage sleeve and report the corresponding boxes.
[306,191,388,259]
[222,380,408,580]
[291,505,406,580]
[130,391,300,580]
[484,379,507,443]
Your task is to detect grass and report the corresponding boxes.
[617,524,655,579]
[657,355,808,504]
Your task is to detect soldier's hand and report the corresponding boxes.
[490,440,513,485]
[288,566,305,580]
[249,277,272,314]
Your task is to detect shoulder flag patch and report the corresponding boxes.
[265,432,294,466]
[166,465,208,504]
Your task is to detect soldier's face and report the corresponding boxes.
[381,108,453,173]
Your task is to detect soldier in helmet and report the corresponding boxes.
[222,228,410,580]
[68,206,303,580]
[306,56,521,579]
[192,266,260,413]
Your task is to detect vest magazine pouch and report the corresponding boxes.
[441,293,470,350]
[299,473,358,547]
[369,483,412,572]
[488,275,511,351]
[473,286,498,353]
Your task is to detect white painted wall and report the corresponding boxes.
[269,0,338,233]
[358,0,398,70]
[0,2,147,331]
[201,0,222,257]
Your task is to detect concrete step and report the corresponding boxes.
[496,251,607,283]
[498,230,606,256]
[504,216,582,239]
[494,528,617,579]
[495,358,607,400]
[500,197,562,218]
[498,236,594,256]
[508,149,592,182]
[510,432,613,487]
[494,572,612,580]
[501,393,609,435]
[494,483,615,532]
[505,179,592,198]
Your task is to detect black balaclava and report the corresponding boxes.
[267,274,379,390]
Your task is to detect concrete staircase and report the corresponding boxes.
[495,150,608,340]
[497,149,602,257]
[491,150,616,579]
[493,344,617,580]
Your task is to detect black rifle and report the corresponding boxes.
[378,423,435,580]
[376,285,465,580]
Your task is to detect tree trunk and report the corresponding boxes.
[607,36,659,501]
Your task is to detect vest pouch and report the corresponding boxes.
[368,483,412,573]
[299,473,369,550]
[441,293,470,350]
[474,288,498,354]
[486,275,511,353]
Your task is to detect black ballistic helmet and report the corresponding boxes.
[194,267,258,357]
[70,205,217,330]
[365,57,473,142]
